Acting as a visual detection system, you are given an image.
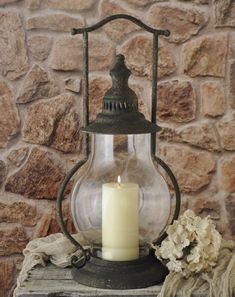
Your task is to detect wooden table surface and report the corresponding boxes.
[15,263,207,297]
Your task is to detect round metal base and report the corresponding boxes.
[72,251,168,289]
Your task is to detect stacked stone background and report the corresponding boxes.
[0,0,234,296]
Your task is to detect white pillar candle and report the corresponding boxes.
[102,176,139,261]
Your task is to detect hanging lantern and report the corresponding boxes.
[57,14,181,290]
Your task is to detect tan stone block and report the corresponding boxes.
[148,4,207,43]
[89,76,112,122]
[100,0,140,42]
[230,61,235,108]
[159,123,221,152]
[214,0,235,27]
[34,211,51,238]
[23,93,80,153]
[88,76,149,122]
[0,0,20,3]
[217,115,235,150]
[0,81,20,148]
[0,11,29,80]
[160,145,216,193]
[14,255,24,271]
[183,35,228,77]
[65,77,81,93]
[27,13,84,32]
[0,202,37,226]
[126,0,160,6]
[34,202,75,237]
[43,0,96,11]
[157,80,196,122]
[229,34,235,59]
[0,260,15,297]
[201,81,225,117]
[220,156,235,192]
[121,35,176,80]
[7,147,29,167]
[25,0,40,9]
[129,81,149,118]
[191,194,221,220]
[50,35,114,71]
[5,148,67,200]
[16,64,59,104]
[0,226,28,256]
[28,35,52,61]
[179,0,208,3]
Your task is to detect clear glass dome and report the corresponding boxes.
[71,133,171,261]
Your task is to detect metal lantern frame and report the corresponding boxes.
[57,14,181,289]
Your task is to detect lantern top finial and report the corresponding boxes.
[82,55,161,135]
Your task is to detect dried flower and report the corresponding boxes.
[154,210,222,277]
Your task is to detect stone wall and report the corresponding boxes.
[0,0,234,296]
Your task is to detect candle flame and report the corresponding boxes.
[118,175,121,186]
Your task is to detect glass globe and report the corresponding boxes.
[71,133,171,261]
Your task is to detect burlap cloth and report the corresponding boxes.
[14,233,235,297]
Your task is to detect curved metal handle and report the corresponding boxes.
[71,14,170,157]
[152,156,181,246]
[71,14,170,36]
[56,158,90,268]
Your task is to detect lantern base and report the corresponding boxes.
[72,250,168,289]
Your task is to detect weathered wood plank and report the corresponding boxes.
[28,268,72,280]
[15,264,208,297]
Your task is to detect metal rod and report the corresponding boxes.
[83,31,89,159]
[152,156,181,246]
[151,32,158,157]
[71,14,170,36]
[56,159,89,267]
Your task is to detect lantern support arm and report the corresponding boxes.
[151,32,158,156]
[83,31,89,159]
[56,158,90,268]
[71,14,170,36]
[152,156,181,246]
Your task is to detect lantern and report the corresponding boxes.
[57,14,181,290]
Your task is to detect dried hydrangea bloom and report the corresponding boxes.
[154,210,222,277]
